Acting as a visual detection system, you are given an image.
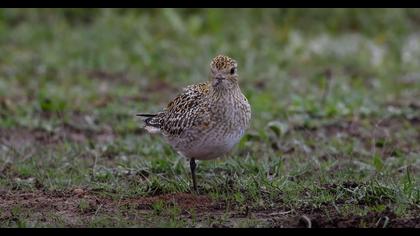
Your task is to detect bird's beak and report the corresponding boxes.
[212,75,225,87]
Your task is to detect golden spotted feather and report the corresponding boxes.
[141,82,211,136]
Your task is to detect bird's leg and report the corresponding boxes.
[190,158,198,193]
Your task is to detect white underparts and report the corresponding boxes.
[145,125,161,134]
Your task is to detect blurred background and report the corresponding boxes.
[1,9,420,132]
[1,8,420,129]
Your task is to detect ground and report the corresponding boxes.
[0,9,419,227]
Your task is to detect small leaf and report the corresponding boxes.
[372,154,383,172]
[267,121,289,137]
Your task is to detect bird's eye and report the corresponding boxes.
[230,68,236,75]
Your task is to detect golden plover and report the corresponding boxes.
[137,55,251,191]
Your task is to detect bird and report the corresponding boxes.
[137,55,251,192]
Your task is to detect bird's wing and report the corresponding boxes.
[155,82,211,136]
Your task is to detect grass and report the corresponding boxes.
[0,8,419,227]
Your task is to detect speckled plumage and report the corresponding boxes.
[138,55,251,161]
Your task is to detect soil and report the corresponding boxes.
[1,109,419,227]
[289,115,420,155]
[0,126,115,147]
[0,189,418,227]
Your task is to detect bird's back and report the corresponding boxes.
[141,82,211,137]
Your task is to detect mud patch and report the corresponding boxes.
[0,189,418,227]
[88,70,132,85]
[0,126,115,147]
[289,116,420,156]
[0,189,218,226]
[120,193,216,211]
[295,210,420,228]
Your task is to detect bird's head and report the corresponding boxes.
[209,55,239,90]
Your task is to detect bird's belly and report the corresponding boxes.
[173,130,244,160]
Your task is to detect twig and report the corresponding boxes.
[321,68,332,107]
[300,215,312,228]
[91,150,98,178]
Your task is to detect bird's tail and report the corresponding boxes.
[136,113,161,133]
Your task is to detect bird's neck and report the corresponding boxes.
[210,82,241,100]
